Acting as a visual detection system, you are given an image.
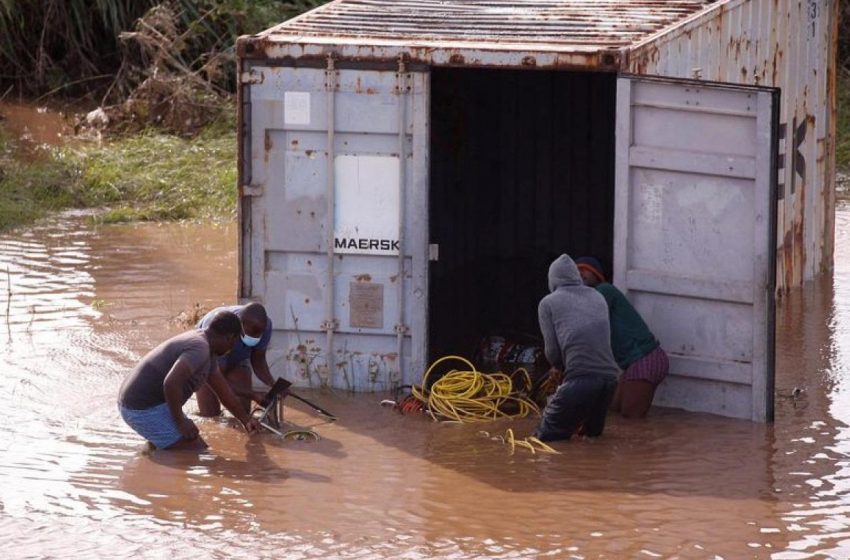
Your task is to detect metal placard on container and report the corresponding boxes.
[349,282,384,329]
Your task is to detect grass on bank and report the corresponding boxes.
[0,118,238,230]
[80,128,237,224]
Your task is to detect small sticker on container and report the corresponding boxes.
[284,91,311,125]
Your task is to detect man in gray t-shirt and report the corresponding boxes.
[118,311,259,450]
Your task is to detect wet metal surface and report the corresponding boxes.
[267,0,718,47]
[2,207,850,557]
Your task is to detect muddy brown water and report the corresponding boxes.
[0,102,73,153]
[1,207,850,559]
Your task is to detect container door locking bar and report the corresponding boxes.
[323,53,340,388]
[394,55,411,381]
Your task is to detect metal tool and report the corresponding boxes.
[255,378,292,432]
[254,378,337,437]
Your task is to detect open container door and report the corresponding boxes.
[614,75,778,422]
[239,62,429,391]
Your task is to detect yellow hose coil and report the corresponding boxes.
[411,355,542,423]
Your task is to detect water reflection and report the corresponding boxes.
[0,206,849,558]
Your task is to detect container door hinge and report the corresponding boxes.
[240,70,264,85]
[241,184,264,197]
[325,54,340,91]
[394,324,410,335]
[321,319,339,332]
[428,243,439,262]
[395,55,412,94]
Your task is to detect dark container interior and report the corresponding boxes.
[428,67,618,362]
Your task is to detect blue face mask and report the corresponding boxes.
[241,333,262,347]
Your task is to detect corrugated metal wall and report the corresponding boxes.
[628,0,838,291]
[429,68,616,358]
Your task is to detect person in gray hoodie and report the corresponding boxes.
[533,254,620,441]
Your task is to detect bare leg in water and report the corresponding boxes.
[610,377,656,418]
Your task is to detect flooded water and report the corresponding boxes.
[2,207,850,559]
[0,102,73,153]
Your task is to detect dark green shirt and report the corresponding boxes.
[595,283,659,370]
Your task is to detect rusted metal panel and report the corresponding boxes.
[269,0,718,46]
[628,0,837,289]
[239,0,721,71]
[240,38,620,71]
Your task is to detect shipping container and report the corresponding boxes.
[235,0,838,422]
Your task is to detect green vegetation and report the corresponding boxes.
[0,118,238,229]
[0,0,332,232]
[0,146,84,229]
[0,0,328,99]
[81,129,238,224]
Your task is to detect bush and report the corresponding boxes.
[0,0,329,100]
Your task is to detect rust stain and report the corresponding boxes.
[291,139,299,147]
[521,56,536,67]
[354,274,372,282]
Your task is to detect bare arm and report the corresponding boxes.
[163,358,199,440]
[250,348,275,388]
[207,366,258,433]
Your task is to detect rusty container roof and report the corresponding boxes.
[241,0,725,69]
[257,0,719,49]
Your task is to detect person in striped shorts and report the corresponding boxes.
[575,257,670,418]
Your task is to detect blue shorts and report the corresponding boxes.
[118,401,183,449]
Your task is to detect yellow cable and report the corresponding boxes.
[411,355,541,424]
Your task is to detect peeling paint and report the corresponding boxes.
[628,0,836,289]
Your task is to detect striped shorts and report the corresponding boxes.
[118,401,183,449]
[622,346,669,386]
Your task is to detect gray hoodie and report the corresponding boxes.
[538,254,619,380]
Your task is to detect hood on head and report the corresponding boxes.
[548,254,582,292]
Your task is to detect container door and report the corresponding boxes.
[240,64,429,391]
[615,76,778,422]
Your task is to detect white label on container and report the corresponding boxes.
[334,155,400,255]
[284,91,311,125]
